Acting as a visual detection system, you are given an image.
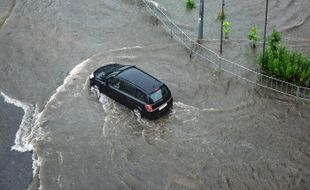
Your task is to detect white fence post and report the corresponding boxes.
[190,41,193,58]
[296,86,300,99]
[218,56,222,71]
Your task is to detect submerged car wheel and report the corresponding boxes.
[133,108,142,119]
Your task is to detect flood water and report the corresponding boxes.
[0,0,309,190]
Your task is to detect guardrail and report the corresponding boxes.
[143,0,310,102]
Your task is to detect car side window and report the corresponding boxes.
[119,81,135,96]
[108,78,120,89]
[136,89,146,102]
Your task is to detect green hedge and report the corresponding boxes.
[258,30,310,87]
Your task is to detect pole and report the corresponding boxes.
[263,0,269,59]
[220,0,225,54]
[198,0,204,41]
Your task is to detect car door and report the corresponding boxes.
[118,80,137,109]
[106,77,122,102]
[135,89,147,111]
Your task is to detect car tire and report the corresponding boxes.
[133,108,142,119]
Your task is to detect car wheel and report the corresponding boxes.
[133,108,142,119]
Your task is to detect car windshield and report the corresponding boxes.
[107,70,121,78]
[149,85,169,103]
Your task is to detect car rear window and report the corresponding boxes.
[149,85,169,104]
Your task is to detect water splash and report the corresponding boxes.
[42,57,94,111]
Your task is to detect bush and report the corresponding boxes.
[258,30,310,86]
[186,0,195,9]
[223,21,231,39]
[269,29,282,50]
[248,27,260,48]
[217,11,226,21]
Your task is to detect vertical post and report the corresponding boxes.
[220,0,225,54]
[296,86,300,98]
[263,0,269,59]
[190,41,193,58]
[218,56,222,71]
[198,0,204,42]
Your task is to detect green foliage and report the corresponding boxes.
[248,27,260,48]
[217,11,226,21]
[258,30,310,87]
[186,0,195,9]
[269,29,282,50]
[223,21,231,39]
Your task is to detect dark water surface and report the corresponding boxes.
[0,96,32,190]
[0,0,309,190]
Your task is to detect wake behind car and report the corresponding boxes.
[89,63,173,119]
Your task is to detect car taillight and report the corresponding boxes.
[145,104,153,112]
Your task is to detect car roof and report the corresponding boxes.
[116,66,162,94]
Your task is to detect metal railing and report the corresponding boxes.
[143,0,310,101]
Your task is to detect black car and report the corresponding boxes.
[89,63,173,119]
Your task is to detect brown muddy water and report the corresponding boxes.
[0,0,309,190]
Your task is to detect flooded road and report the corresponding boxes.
[0,0,309,190]
[0,0,168,108]
[29,43,310,190]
